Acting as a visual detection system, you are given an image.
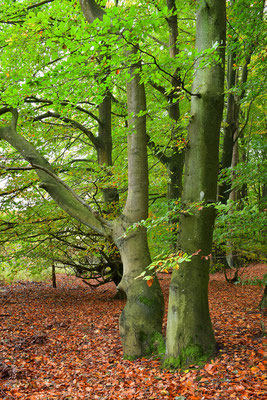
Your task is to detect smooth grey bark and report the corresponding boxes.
[114,48,164,357]
[78,0,163,360]
[98,91,119,205]
[165,0,226,367]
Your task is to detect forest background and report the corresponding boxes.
[0,0,266,370]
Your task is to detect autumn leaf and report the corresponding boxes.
[0,264,266,399]
[147,278,154,287]
[204,363,217,375]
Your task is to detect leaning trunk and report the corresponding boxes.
[165,0,226,367]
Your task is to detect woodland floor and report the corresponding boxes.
[0,264,266,400]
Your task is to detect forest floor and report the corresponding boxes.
[0,263,266,400]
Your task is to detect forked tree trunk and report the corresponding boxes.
[79,1,165,358]
[165,0,226,368]
[115,223,164,358]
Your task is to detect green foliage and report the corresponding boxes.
[136,251,192,283]
[213,200,266,265]
[0,254,52,283]
[0,0,266,286]
[236,273,267,287]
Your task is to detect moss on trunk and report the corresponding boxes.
[119,277,164,358]
[164,0,226,367]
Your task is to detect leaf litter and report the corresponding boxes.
[0,264,266,399]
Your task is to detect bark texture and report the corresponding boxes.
[166,0,184,202]
[115,48,164,358]
[165,0,226,367]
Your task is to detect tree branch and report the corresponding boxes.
[120,32,201,98]
[147,135,169,165]
[0,109,112,237]
[25,96,101,124]
[33,111,100,148]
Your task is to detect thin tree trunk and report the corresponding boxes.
[166,0,184,202]
[219,51,238,203]
[51,263,57,288]
[165,0,226,368]
[259,285,267,312]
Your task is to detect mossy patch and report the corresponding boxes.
[149,332,166,356]
[123,354,138,361]
[138,295,155,307]
[163,344,210,369]
[137,330,166,357]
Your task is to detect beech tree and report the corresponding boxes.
[1,0,229,366]
[0,0,164,359]
[165,0,226,366]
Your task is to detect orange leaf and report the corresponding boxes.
[235,385,245,391]
[204,363,217,375]
[258,363,265,371]
[147,278,154,287]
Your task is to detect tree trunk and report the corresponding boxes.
[219,51,238,203]
[166,0,184,202]
[165,0,226,368]
[51,263,57,288]
[115,222,164,358]
[78,0,164,358]
[219,13,253,204]
[114,48,164,358]
[0,48,164,360]
[259,285,267,312]
[98,88,120,206]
